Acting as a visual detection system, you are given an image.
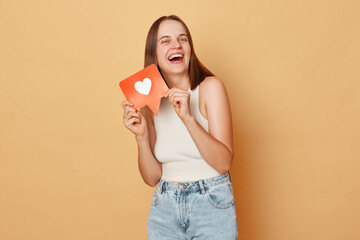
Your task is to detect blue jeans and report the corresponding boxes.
[148,173,238,239]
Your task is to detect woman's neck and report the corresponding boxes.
[163,73,191,90]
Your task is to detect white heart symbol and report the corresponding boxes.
[134,78,152,95]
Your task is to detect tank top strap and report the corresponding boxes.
[189,85,208,130]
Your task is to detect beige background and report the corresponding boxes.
[1,0,359,239]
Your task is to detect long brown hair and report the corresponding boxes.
[144,15,214,90]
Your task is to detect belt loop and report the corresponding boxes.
[198,180,205,195]
[158,180,164,194]
[228,171,232,183]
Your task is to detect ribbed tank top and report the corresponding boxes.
[154,85,220,182]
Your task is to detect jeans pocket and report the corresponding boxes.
[206,182,235,209]
[151,187,160,207]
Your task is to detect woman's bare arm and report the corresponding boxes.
[136,106,161,187]
[182,77,233,174]
[122,101,161,187]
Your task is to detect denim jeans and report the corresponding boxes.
[148,173,238,239]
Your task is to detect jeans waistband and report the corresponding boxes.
[158,172,231,194]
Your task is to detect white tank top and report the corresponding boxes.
[153,85,220,182]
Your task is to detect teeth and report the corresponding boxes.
[169,54,183,60]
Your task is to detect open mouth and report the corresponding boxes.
[168,53,184,63]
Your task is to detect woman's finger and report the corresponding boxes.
[124,112,141,127]
[121,100,134,108]
[172,96,186,107]
[166,87,189,98]
[121,101,135,112]
[123,105,137,118]
[165,87,180,97]
[125,117,140,127]
[169,92,190,105]
[164,89,171,97]
[172,96,185,102]
[124,120,139,131]
[169,91,190,99]
[124,111,140,122]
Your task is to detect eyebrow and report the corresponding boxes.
[159,33,188,41]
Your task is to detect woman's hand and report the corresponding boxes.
[165,87,193,121]
[121,101,147,138]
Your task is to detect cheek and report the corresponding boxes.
[184,45,191,57]
[156,49,167,61]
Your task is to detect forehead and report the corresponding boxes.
[157,20,187,39]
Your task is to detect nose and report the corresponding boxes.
[171,39,182,49]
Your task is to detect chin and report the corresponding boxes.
[161,66,184,74]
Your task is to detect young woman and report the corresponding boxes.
[121,15,238,239]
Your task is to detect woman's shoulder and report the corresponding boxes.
[199,76,226,91]
[198,76,229,119]
[199,76,228,102]
[200,75,222,85]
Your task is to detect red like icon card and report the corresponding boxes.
[119,64,169,116]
